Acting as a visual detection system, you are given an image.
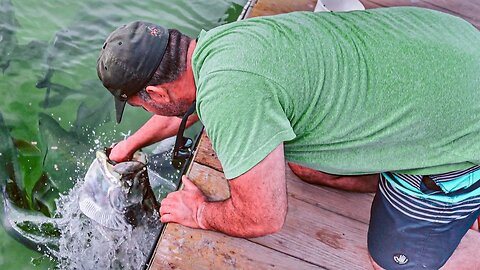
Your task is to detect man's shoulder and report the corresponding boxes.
[196,68,277,99]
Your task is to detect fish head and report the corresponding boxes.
[111,159,147,208]
[94,150,120,186]
[96,149,150,210]
[79,149,159,230]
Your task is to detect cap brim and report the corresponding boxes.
[114,98,127,123]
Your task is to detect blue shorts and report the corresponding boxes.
[368,167,480,269]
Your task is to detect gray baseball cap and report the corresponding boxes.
[97,21,169,123]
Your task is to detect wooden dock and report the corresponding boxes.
[148,1,480,269]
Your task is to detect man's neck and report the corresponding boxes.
[182,39,197,104]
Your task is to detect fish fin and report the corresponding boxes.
[13,139,41,155]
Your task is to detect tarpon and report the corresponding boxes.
[38,112,90,193]
[79,149,160,230]
[0,112,59,255]
[0,0,18,73]
[36,14,121,107]
[1,185,59,254]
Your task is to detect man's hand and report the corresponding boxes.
[159,176,207,229]
[109,139,136,162]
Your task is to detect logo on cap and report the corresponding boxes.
[393,254,409,265]
[147,26,160,37]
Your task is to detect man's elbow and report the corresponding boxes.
[257,213,286,235]
[242,207,287,237]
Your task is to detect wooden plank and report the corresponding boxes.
[150,224,321,270]
[422,0,480,25]
[249,0,316,18]
[286,168,374,225]
[190,162,230,202]
[150,164,373,269]
[360,0,480,29]
[358,0,384,9]
[252,197,370,270]
[194,132,223,171]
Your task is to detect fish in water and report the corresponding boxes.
[0,0,18,74]
[0,112,59,255]
[1,185,60,255]
[36,14,121,106]
[38,112,90,193]
[79,149,160,230]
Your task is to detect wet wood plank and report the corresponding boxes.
[150,158,373,270]
[150,223,321,270]
[189,162,230,202]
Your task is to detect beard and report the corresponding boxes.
[148,99,192,117]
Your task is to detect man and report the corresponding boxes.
[96,7,480,270]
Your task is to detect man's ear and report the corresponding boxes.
[145,85,170,103]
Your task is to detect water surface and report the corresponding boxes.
[0,0,245,268]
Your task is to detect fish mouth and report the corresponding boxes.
[79,149,158,230]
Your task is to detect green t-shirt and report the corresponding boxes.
[192,7,480,179]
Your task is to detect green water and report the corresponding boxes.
[0,0,245,269]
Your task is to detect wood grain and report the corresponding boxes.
[252,197,371,270]
[150,164,373,269]
[250,0,316,17]
[149,224,321,270]
[360,0,480,28]
[194,132,223,172]
[189,162,231,202]
[286,168,374,225]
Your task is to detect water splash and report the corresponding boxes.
[31,135,178,269]
[51,179,161,270]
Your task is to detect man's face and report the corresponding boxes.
[127,82,190,117]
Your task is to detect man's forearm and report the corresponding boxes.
[197,190,287,238]
[128,114,198,149]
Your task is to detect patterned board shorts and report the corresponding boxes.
[368,166,480,270]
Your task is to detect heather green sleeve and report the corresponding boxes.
[196,70,296,179]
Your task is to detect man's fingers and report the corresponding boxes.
[160,213,176,224]
[159,200,172,207]
[159,205,173,215]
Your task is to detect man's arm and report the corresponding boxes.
[110,114,199,162]
[160,144,288,238]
